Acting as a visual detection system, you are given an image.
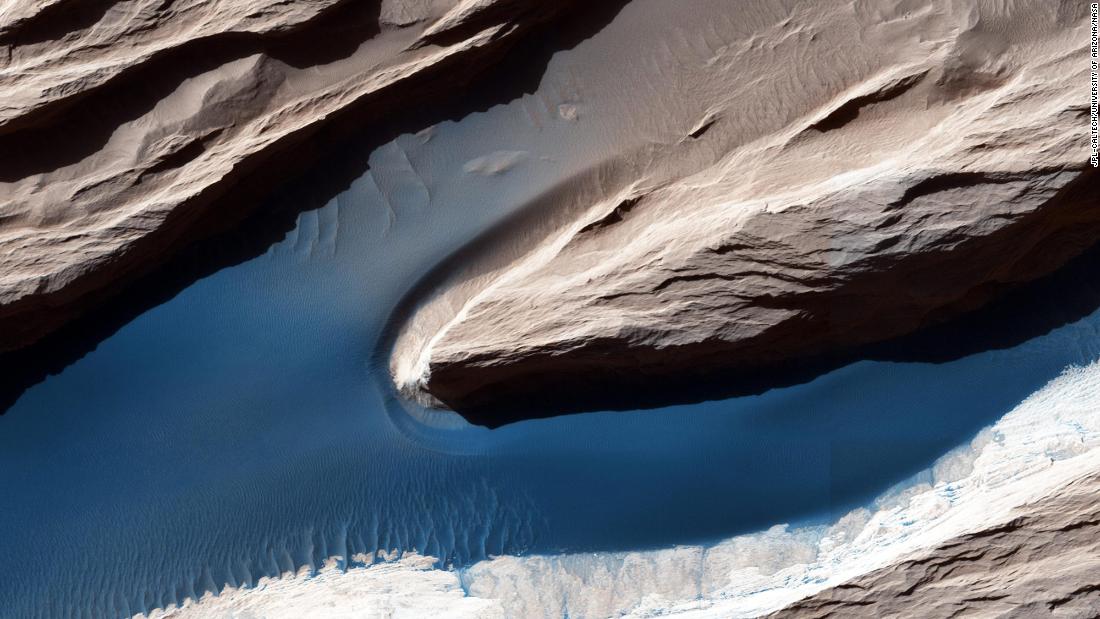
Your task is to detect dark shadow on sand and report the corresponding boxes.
[0,0,633,415]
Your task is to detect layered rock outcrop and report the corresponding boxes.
[392,0,1099,420]
[770,468,1100,618]
[0,0,580,352]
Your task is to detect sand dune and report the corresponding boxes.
[4,1,1100,617]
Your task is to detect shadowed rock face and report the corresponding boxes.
[0,0,581,352]
[770,469,1100,619]
[391,0,1100,421]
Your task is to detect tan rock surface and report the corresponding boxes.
[769,469,1100,618]
[0,0,577,351]
[391,0,1099,418]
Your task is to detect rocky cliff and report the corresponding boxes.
[0,0,581,352]
[770,468,1100,618]
[5,1,1100,617]
[389,0,1099,421]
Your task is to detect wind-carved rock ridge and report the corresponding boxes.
[392,0,1099,423]
[0,0,582,352]
[769,468,1100,618]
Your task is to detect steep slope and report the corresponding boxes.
[390,0,1099,420]
[0,0,581,351]
[769,469,1100,618]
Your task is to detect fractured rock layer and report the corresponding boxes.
[0,0,578,351]
[769,469,1100,618]
[391,0,1099,420]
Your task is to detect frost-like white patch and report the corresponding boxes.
[149,361,1100,619]
[558,103,579,121]
[143,554,505,619]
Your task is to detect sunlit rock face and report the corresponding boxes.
[769,472,1100,619]
[0,0,578,351]
[4,0,1100,618]
[390,0,1098,419]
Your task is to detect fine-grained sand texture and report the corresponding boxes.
[5,1,1100,617]
[0,0,580,351]
[390,0,1099,418]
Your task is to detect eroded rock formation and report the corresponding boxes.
[770,468,1100,618]
[0,0,580,352]
[391,0,1099,420]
